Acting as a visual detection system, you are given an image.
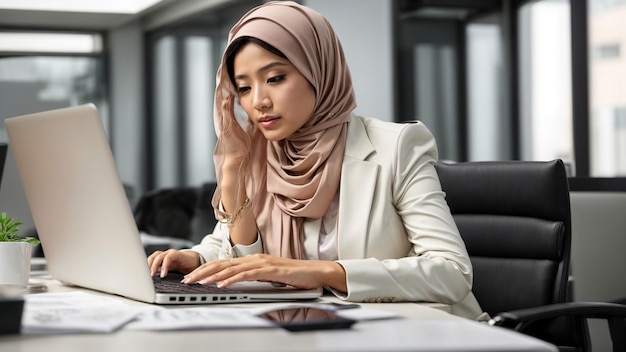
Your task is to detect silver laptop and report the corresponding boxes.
[4,104,322,304]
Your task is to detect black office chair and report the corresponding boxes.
[436,160,626,352]
[134,182,218,253]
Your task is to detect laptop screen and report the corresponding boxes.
[0,143,7,189]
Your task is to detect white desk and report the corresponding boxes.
[0,275,558,352]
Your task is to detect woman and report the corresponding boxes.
[148,1,485,320]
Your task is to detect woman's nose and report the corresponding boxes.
[252,88,271,111]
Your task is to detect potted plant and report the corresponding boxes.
[0,212,40,286]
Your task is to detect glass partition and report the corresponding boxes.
[589,1,626,176]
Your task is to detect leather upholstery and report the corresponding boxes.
[134,182,218,252]
[435,160,572,316]
[437,160,626,351]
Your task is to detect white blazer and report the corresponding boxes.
[191,114,485,320]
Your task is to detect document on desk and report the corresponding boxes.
[21,291,144,334]
[125,303,398,331]
[125,307,273,330]
[22,292,400,333]
[22,292,272,333]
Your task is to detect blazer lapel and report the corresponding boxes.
[337,116,378,259]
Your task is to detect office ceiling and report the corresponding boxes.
[398,0,500,20]
[0,0,176,30]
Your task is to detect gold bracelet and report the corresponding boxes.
[219,196,250,226]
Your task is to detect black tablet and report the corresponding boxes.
[257,307,356,332]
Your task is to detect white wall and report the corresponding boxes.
[570,192,626,303]
[304,0,394,121]
[570,191,626,351]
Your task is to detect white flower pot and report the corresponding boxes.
[0,242,32,285]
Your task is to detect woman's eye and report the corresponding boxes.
[267,75,285,84]
[236,86,250,94]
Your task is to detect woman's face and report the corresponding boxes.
[233,42,316,141]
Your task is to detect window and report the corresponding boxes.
[0,31,107,140]
[146,2,260,190]
[396,17,463,161]
[592,43,620,60]
[0,30,106,235]
[518,1,574,168]
[0,57,106,134]
[397,0,626,181]
[150,33,218,188]
[589,1,626,176]
[0,32,102,53]
[466,16,507,161]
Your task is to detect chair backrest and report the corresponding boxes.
[435,160,571,316]
[134,182,218,243]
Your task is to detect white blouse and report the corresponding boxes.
[304,192,339,261]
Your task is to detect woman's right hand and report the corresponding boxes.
[147,249,201,278]
[220,96,250,165]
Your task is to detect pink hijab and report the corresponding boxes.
[212,1,356,259]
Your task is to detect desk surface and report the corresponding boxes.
[0,275,558,352]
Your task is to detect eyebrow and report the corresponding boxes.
[234,61,289,80]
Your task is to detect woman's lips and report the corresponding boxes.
[258,116,280,128]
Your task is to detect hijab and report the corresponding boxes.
[212,1,356,259]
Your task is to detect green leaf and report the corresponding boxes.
[0,211,39,246]
[22,237,41,246]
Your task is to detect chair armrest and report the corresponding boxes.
[490,302,626,352]
[491,302,626,326]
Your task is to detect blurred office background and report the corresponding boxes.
[5,0,626,203]
[0,1,625,343]
[1,0,623,211]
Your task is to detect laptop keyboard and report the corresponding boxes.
[153,272,243,294]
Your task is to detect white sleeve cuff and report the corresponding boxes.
[219,227,263,258]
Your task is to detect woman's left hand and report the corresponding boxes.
[180,254,347,292]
